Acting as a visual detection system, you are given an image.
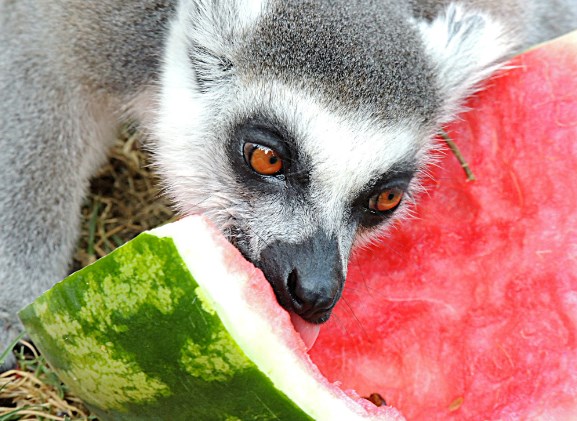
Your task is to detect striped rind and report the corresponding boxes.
[19,216,402,420]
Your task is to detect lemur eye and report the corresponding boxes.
[369,188,404,213]
[243,143,283,175]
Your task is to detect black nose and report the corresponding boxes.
[258,230,345,324]
[287,268,338,321]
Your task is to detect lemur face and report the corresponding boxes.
[154,0,513,323]
[156,77,431,325]
[219,90,428,324]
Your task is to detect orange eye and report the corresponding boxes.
[369,188,404,212]
[244,143,283,175]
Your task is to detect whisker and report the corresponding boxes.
[349,251,372,297]
[340,295,367,337]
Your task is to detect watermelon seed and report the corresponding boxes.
[449,396,465,412]
[364,392,386,407]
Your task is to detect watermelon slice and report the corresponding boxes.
[310,31,577,419]
[19,216,402,421]
[18,31,577,420]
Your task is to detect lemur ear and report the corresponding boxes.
[184,0,267,92]
[417,3,517,122]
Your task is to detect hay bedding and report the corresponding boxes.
[1,127,174,420]
[72,125,175,271]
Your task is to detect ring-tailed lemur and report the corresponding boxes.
[1,0,576,367]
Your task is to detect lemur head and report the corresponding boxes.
[154,0,514,324]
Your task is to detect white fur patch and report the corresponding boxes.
[417,3,517,122]
[181,0,267,49]
[235,0,267,28]
[158,9,203,131]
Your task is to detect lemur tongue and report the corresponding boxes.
[289,312,321,351]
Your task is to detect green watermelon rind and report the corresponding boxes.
[20,232,309,420]
[19,217,400,420]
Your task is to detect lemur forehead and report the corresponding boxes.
[240,0,442,123]
[296,105,419,198]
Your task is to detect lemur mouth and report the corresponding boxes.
[289,312,321,350]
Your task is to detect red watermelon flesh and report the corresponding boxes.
[310,32,577,420]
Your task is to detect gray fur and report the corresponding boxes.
[1,0,576,365]
[242,1,441,123]
[411,0,577,46]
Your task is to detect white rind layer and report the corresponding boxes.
[152,216,403,420]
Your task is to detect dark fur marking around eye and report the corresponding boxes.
[227,115,312,193]
[353,160,417,228]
